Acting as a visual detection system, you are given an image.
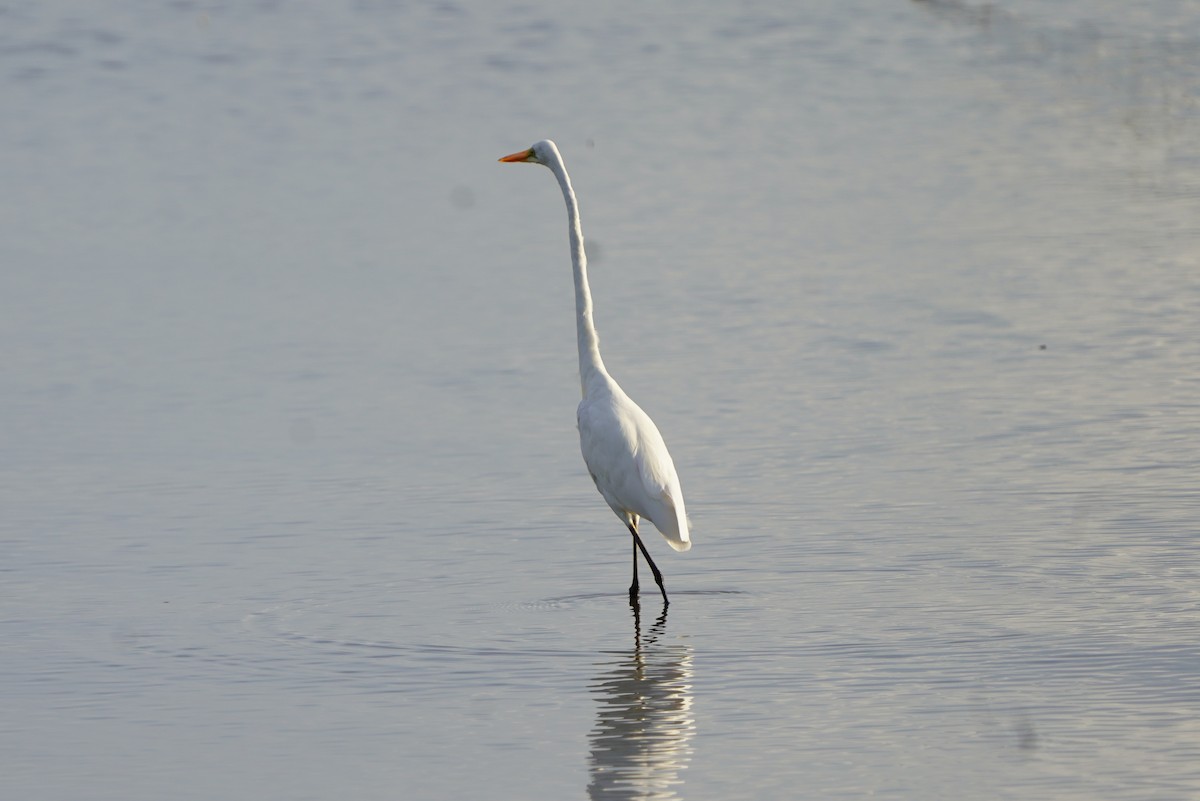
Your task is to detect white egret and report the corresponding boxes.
[499,139,691,605]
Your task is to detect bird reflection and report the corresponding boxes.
[587,603,695,800]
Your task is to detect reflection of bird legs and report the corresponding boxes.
[627,519,668,606]
[630,597,669,653]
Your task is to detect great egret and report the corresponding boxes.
[499,139,691,606]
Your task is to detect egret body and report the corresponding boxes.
[499,139,691,605]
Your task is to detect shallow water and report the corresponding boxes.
[3,1,1200,798]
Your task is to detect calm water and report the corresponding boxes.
[4,1,1200,798]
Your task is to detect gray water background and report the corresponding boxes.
[3,1,1200,798]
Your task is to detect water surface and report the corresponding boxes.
[3,1,1200,798]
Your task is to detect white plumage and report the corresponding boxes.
[500,139,690,604]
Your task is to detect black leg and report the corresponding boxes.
[628,532,639,604]
[628,520,638,599]
[626,520,668,605]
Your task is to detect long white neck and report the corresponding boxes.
[545,150,609,395]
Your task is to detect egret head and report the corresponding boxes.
[498,139,559,166]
